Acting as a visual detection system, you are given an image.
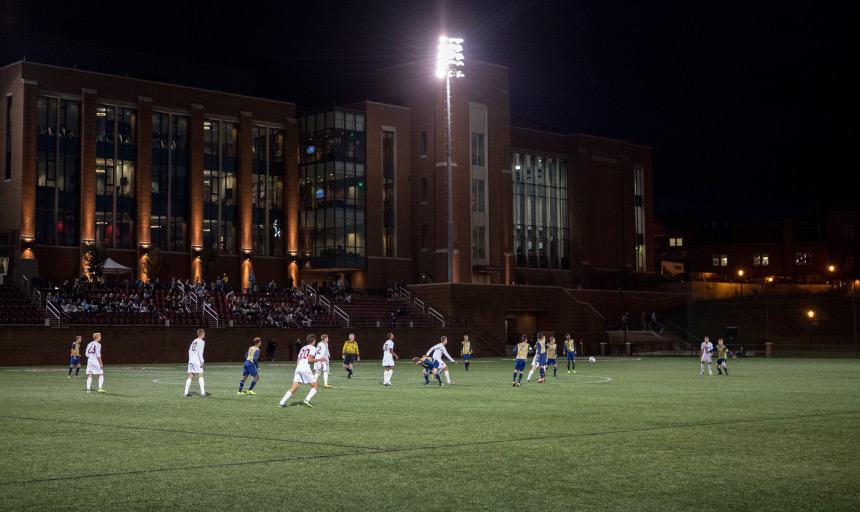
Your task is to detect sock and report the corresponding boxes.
[572,362,575,370]
[249,380,257,391]
[98,375,104,389]
[323,372,329,385]
[426,373,432,384]
[701,363,704,371]
[348,368,353,376]
[280,390,293,405]
[239,380,245,392]
[527,369,535,380]
[567,361,571,370]
[306,388,317,402]
[436,373,442,384]
[69,367,73,376]
[387,369,393,383]
[185,378,192,395]
[518,372,523,382]
[87,376,92,391]
[540,368,545,379]
[553,367,557,376]
[444,370,451,384]
[465,362,469,370]
[199,377,206,394]
[512,371,517,382]
[75,367,79,376]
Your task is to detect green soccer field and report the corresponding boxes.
[1,357,859,511]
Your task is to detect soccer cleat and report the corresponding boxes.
[324,384,332,388]
[567,370,571,374]
[425,382,430,385]
[68,375,71,379]
[516,382,521,387]
[278,403,287,408]
[572,370,576,374]
[347,374,352,379]
[238,391,246,395]
[449,382,455,385]
[700,371,704,375]
[513,382,517,387]
[538,378,545,383]
[201,392,212,397]
[303,400,314,408]
[526,379,530,383]
[98,389,106,393]
[246,390,256,395]
[184,393,193,397]
[86,390,91,394]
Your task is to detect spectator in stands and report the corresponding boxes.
[389,312,398,328]
[737,346,746,357]
[622,312,630,331]
[268,280,277,293]
[248,271,256,293]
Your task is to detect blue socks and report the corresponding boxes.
[239,380,245,392]
[249,380,257,391]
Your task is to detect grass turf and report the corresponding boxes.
[1,357,859,511]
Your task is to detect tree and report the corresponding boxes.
[142,247,163,283]
[199,247,219,282]
[84,244,109,282]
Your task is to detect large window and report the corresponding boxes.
[251,125,284,256]
[512,152,569,269]
[298,109,366,269]
[151,112,188,251]
[203,119,236,253]
[4,95,10,181]
[36,96,80,246]
[382,130,395,257]
[95,105,136,248]
[634,167,646,271]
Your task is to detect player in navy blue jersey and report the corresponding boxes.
[413,355,444,385]
[238,337,262,395]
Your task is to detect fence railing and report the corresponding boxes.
[187,291,199,310]
[428,306,445,327]
[203,303,219,328]
[333,305,349,327]
[399,287,411,302]
[45,300,61,326]
[414,297,425,314]
[319,295,331,313]
[305,284,317,301]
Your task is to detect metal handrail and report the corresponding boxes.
[46,300,61,326]
[414,297,425,314]
[187,291,199,310]
[399,287,411,302]
[22,275,31,295]
[305,284,316,300]
[319,295,331,313]
[333,305,349,327]
[428,306,445,327]
[203,303,219,328]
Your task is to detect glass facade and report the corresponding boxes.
[35,96,80,245]
[95,105,136,248]
[4,95,10,181]
[251,125,284,256]
[512,152,569,269]
[203,119,236,253]
[634,167,646,271]
[151,112,188,251]
[298,109,366,269]
[382,130,395,257]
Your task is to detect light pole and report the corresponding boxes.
[738,269,744,297]
[436,36,464,283]
[807,310,815,351]
[828,265,835,290]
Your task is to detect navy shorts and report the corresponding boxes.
[243,362,259,377]
[547,358,557,365]
[343,354,357,365]
[70,356,80,365]
[514,359,526,372]
[463,354,471,360]
[538,354,548,366]
[717,358,727,365]
[567,353,575,360]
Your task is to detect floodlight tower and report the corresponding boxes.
[436,36,464,283]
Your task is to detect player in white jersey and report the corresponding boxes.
[313,334,332,388]
[381,332,399,386]
[185,329,211,397]
[700,336,714,375]
[85,332,105,393]
[279,333,328,408]
[426,336,458,385]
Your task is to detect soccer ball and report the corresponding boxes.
[589,356,596,363]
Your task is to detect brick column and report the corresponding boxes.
[19,79,38,257]
[79,88,98,274]
[237,111,253,291]
[284,116,299,285]
[188,104,204,280]
[136,97,153,278]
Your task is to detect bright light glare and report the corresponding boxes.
[436,36,465,78]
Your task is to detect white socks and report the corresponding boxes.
[280,391,293,405]
[527,369,535,380]
[199,377,206,394]
[306,388,317,402]
[185,378,192,395]
[444,370,451,384]
[98,375,104,389]
[323,372,329,385]
[383,369,393,384]
[87,376,92,391]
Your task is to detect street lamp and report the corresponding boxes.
[828,265,835,290]
[436,35,465,283]
[738,269,744,297]
[807,310,815,351]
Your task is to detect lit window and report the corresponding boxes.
[669,237,683,247]
[762,254,769,266]
[720,255,728,267]
[754,254,761,266]
[795,253,812,265]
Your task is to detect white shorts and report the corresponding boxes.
[293,370,317,384]
[187,362,203,374]
[313,361,329,372]
[382,354,395,367]
[701,354,712,363]
[86,360,102,375]
[531,355,540,367]
[435,359,447,370]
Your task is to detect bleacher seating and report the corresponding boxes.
[332,295,440,328]
[0,284,43,325]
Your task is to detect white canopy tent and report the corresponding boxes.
[98,258,133,275]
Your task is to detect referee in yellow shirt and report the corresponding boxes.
[342,333,360,379]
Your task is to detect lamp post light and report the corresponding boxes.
[436,36,464,283]
[738,269,744,297]
[807,310,815,351]
[828,265,835,290]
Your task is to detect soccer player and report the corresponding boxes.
[412,355,443,385]
[69,335,82,378]
[382,332,399,386]
[563,333,576,374]
[342,333,360,379]
[84,332,105,393]
[713,338,735,375]
[526,349,540,383]
[279,333,328,408]
[512,335,531,387]
[185,328,211,396]
[314,334,332,388]
[238,337,262,395]
[461,335,473,371]
[426,336,458,385]
[529,333,548,383]
[700,336,714,375]
[547,336,559,377]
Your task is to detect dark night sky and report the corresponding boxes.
[2,0,856,222]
